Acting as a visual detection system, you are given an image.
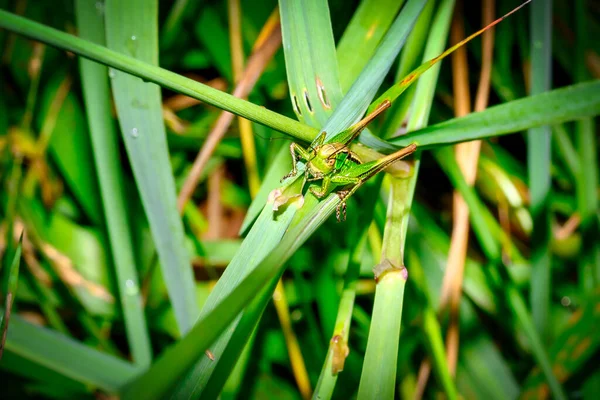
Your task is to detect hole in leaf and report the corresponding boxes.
[316,78,330,108]
[292,94,302,116]
[303,90,313,113]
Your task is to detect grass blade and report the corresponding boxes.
[0,9,318,142]
[434,147,500,261]
[37,74,102,224]
[368,0,532,114]
[381,0,436,137]
[75,0,152,365]
[104,0,198,334]
[313,178,381,398]
[0,234,22,360]
[527,0,553,342]
[280,0,343,127]
[391,80,600,149]
[122,195,310,400]
[3,314,139,392]
[574,0,600,291]
[162,197,300,398]
[357,176,412,399]
[323,0,427,137]
[313,234,366,399]
[506,285,567,400]
[521,288,600,396]
[336,0,406,91]
[393,1,458,397]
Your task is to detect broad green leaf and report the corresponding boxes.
[104,0,198,333]
[280,0,343,127]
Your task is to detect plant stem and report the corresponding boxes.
[0,9,317,142]
[357,174,412,399]
[527,0,553,342]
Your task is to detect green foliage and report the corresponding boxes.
[0,0,599,399]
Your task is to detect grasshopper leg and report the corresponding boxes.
[309,175,332,198]
[336,190,350,222]
[281,142,311,182]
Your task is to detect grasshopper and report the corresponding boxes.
[281,100,417,221]
[280,0,532,221]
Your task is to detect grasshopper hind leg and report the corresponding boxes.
[336,190,350,222]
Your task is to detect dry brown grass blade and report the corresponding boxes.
[414,2,496,397]
[554,213,581,241]
[40,242,114,303]
[229,0,260,197]
[272,280,312,400]
[177,11,282,212]
[21,42,45,131]
[203,164,225,240]
[443,0,495,376]
[440,2,474,377]
[163,77,228,112]
[413,359,432,400]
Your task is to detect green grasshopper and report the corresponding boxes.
[280,0,532,221]
[281,100,417,221]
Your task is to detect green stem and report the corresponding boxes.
[313,233,366,399]
[574,0,600,291]
[358,167,425,399]
[0,9,317,142]
[527,0,553,342]
[314,179,381,399]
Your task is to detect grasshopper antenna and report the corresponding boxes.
[343,100,391,145]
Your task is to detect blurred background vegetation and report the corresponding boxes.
[0,0,599,399]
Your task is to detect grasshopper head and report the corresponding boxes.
[306,142,347,175]
[319,143,347,166]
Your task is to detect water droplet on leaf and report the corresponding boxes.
[125,279,139,295]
